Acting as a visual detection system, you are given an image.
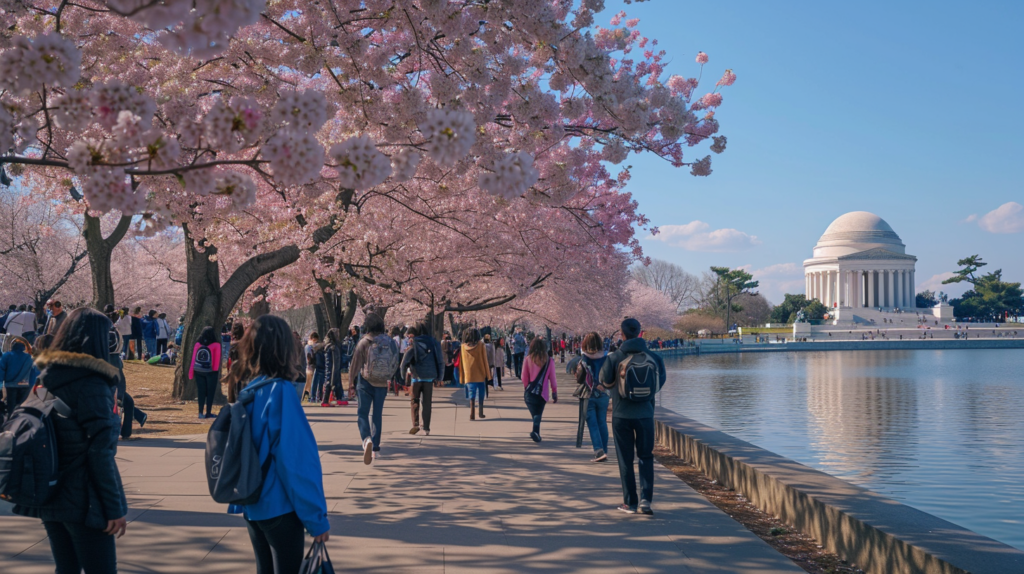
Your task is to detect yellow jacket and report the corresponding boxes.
[459,343,491,384]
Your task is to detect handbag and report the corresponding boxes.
[572,359,596,399]
[300,540,335,574]
[524,359,549,398]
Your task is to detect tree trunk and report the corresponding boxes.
[313,304,327,336]
[173,224,301,400]
[249,284,271,318]
[83,214,132,310]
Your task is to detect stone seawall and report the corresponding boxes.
[654,338,1024,356]
[654,409,1024,574]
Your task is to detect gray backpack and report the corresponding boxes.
[362,335,399,385]
[205,377,276,505]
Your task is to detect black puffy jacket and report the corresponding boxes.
[13,351,127,529]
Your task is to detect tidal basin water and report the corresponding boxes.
[660,349,1024,551]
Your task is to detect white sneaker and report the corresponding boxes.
[362,438,373,465]
[372,450,382,461]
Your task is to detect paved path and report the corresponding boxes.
[2,385,802,573]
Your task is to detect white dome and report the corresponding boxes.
[812,211,906,258]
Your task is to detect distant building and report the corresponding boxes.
[804,212,917,310]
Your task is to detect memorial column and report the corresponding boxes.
[886,269,895,309]
[867,270,875,308]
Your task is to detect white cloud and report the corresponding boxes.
[738,262,805,305]
[651,220,761,252]
[976,202,1024,234]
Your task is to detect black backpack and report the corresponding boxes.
[616,352,661,402]
[0,387,84,506]
[194,344,214,372]
[206,376,276,505]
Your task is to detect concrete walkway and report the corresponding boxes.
[1,385,802,573]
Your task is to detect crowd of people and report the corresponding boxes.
[2,302,667,574]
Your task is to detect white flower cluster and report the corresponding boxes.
[419,109,477,167]
[107,0,266,59]
[80,167,133,215]
[601,139,629,164]
[270,89,330,133]
[0,105,33,154]
[390,149,421,183]
[214,171,258,209]
[0,33,81,94]
[90,81,156,130]
[329,135,392,191]
[204,96,262,152]
[183,163,217,196]
[52,90,92,131]
[112,111,149,148]
[690,155,712,177]
[262,129,325,187]
[657,97,694,141]
[479,152,539,200]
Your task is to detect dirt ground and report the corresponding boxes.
[654,446,866,574]
[121,361,214,437]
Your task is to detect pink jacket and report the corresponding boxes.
[189,342,222,379]
[521,357,557,402]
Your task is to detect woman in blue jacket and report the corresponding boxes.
[225,315,330,573]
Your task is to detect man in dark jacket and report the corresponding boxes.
[0,341,36,420]
[401,322,444,436]
[129,307,143,360]
[599,318,666,516]
[44,300,67,336]
[141,310,159,359]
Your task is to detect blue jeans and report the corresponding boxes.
[356,377,387,451]
[586,393,610,453]
[144,337,157,357]
[310,370,325,402]
[121,335,131,357]
[467,382,486,401]
[613,417,655,508]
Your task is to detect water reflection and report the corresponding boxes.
[660,349,1024,551]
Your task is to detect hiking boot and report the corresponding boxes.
[530,431,541,443]
[139,412,148,428]
[469,400,476,421]
[638,502,653,516]
[592,450,607,463]
[362,438,373,465]
[409,426,420,435]
[617,504,636,514]
[478,404,486,419]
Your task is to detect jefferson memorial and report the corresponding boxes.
[804,212,917,310]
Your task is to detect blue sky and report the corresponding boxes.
[608,0,1024,304]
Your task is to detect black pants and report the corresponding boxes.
[4,386,30,421]
[612,417,655,508]
[410,381,433,431]
[43,520,117,574]
[195,371,219,415]
[119,393,148,439]
[524,392,546,434]
[513,352,525,378]
[245,511,306,574]
[156,338,168,355]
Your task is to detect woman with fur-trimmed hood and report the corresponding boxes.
[13,308,128,572]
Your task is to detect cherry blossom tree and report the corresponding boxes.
[1,1,736,398]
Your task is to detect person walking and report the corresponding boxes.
[155,313,171,355]
[303,332,319,402]
[401,322,443,436]
[493,337,506,390]
[306,333,327,404]
[189,326,222,419]
[0,340,36,421]
[127,307,143,361]
[521,336,557,442]
[459,328,491,421]
[224,315,330,574]
[13,308,128,572]
[512,328,527,378]
[43,300,67,336]
[322,328,344,406]
[483,334,496,397]
[598,318,666,516]
[577,332,610,462]
[348,313,398,464]
[3,304,35,338]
